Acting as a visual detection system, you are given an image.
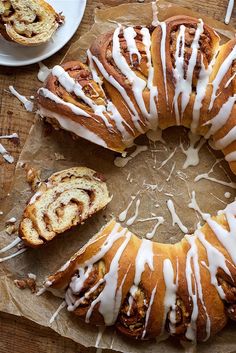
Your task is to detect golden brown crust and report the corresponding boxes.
[37,16,236,175]
[46,211,236,343]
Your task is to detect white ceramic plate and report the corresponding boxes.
[0,0,87,67]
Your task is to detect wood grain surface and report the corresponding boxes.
[0,0,235,352]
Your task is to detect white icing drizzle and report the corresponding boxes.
[126,199,141,226]
[191,51,218,133]
[38,62,51,82]
[85,232,131,325]
[195,171,236,189]
[51,65,133,144]
[88,50,143,133]
[112,26,157,129]
[209,44,236,111]
[0,133,18,140]
[214,124,236,150]
[185,234,211,341]
[38,106,107,149]
[146,217,164,239]
[0,247,27,263]
[0,143,14,163]
[49,300,66,324]
[225,151,236,162]
[196,229,231,299]
[157,147,177,170]
[205,94,236,139]
[173,20,204,125]
[142,284,157,339]
[188,191,210,221]
[123,27,142,65]
[95,326,106,348]
[52,65,112,129]
[0,237,22,254]
[8,86,34,112]
[38,87,90,117]
[166,162,176,182]
[159,22,168,104]
[167,199,188,233]
[119,196,136,222]
[180,132,205,169]
[225,0,235,24]
[162,259,177,333]
[140,27,158,129]
[207,210,236,264]
[135,239,154,284]
[151,1,159,27]
[224,192,231,198]
[114,145,148,167]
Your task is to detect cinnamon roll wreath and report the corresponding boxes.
[37,15,236,173]
[35,15,236,345]
[45,207,236,343]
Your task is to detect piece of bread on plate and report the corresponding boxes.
[0,0,64,46]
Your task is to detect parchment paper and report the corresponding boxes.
[1,2,236,352]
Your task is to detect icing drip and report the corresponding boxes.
[166,162,176,182]
[224,192,231,198]
[145,217,164,239]
[205,94,236,140]
[0,247,27,263]
[225,0,235,24]
[51,65,133,144]
[195,169,236,189]
[188,191,210,221]
[0,143,14,163]
[86,232,131,325]
[95,326,106,348]
[0,237,22,254]
[185,234,211,341]
[119,196,136,222]
[196,229,231,299]
[49,300,66,324]
[191,52,217,133]
[0,133,18,140]
[162,259,177,334]
[207,209,236,264]
[38,62,51,82]
[159,22,168,104]
[142,285,157,339]
[140,27,158,129]
[209,44,236,110]
[9,86,34,112]
[167,199,188,233]
[151,1,159,27]
[173,20,204,125]
[157,147,177,170]
[114,145,148,167]
[88,51,143,133]
[225,151,236,162]
[52,65,113,129]
[126,199,141,226]
[180,132,205,169]
[38,106,107,149]
[112,26,157,128]
[39,87,90,117]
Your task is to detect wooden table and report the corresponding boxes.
[0,0,235,352]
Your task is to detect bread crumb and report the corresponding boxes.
[54,152,66,161]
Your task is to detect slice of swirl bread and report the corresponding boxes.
[0,0,63,46]
[19,167,111,247]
